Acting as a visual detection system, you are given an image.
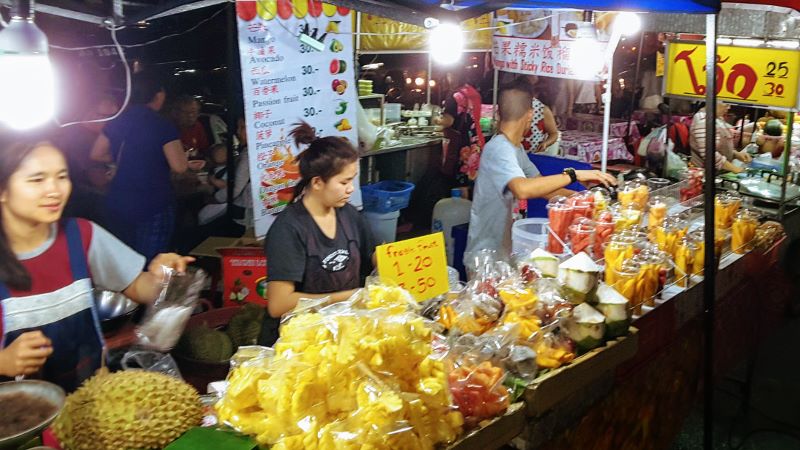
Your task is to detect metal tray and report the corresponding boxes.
[0,380,65,450]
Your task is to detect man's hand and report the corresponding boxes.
[0,331,53,377]
[575,170,618,187]
[736,151,753,163]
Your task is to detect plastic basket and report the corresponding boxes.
[361,180,415,213]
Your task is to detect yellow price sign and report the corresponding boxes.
[376,232,449,302]
[664,41,800,109]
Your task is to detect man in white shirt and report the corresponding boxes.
[466,81,617,256]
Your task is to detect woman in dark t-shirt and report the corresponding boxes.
[259,122,377,346]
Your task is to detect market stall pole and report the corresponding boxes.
[702,14,718,449]
[779,112,795,219]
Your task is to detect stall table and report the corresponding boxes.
[560,130,633,163]
[565,113,641,141]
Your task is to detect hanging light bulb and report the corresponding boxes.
[428,22,463,65]
[614,12,641,36]
[0,0,56,130]
[570,22,603,80]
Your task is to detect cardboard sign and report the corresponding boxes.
[376,233,449,302]
[664,41,800,110]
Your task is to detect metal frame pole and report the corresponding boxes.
[779,112,794,220]
[626,32,645,145]
[703,13,718,450]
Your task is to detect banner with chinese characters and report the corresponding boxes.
[236,0,359,238]
[358,14,492,50]
[664,41,800,110]
[491,36,608,81]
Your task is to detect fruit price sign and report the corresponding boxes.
[376,233,449,302]
[665,41,800,109]
[237,0,359,237]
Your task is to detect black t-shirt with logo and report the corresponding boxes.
[264,200,377,294]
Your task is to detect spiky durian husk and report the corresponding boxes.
[53,369,202,450]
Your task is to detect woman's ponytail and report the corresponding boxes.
[289,121,358,198]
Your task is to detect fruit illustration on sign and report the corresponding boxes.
[292,0,307,18]
[337,5,350,15]
[330,59,347,74]
[335,118,352,131]
[326,20,341,33]
[237,1,257,21]
[255,277,268,299]
[334,101,347,115]
[332,79,347,94]
[322,2,337,16]
[256,0,277,20]
[308,0,323,17]
[276,0,292,20]
[330,39,344,52]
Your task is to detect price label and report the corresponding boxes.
[664,41,800,109]
[376,233,449,302]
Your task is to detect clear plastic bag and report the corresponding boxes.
[215,301,464,449]
[120,350,183,379]
[135,266,206,352]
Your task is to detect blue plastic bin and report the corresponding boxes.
[526,154,591,218]
[361,180,415,213]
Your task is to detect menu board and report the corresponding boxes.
[664,41,800,110]
[236,0,359,238]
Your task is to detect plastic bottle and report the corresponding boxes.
[432,188,472,266]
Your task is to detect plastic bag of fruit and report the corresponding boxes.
[217,302,465,450]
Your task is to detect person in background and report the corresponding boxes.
[259,122,377,346]
[466,81,616,256]
[518,75,559,154]
[689,102,752,173]
[0,139,192,392]
[170,95,211,159]
[53,94,119,221]
[91,72,187,262]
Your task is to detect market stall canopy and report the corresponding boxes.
[642,3,799,37]
[733,0,799,11]
[329,0,720,26]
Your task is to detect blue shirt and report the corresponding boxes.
[103,105,180,219]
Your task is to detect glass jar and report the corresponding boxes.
[674,238,698,288]
[613,205,643,232]
[714,192,742,230]
[646,177,671,192]
[633,253,661,308]
[614,260,641,311]
[547,196,573,254]
[618,180,650,210]
[604,236,636,285]
[594,210,615,257]
[647,196,668,231]
[568,217,596,257]
[653,217,689,257]
[590,187,611,218]
[731,209,760,254]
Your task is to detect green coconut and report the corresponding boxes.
[530,248,559,278]
[564,303,606,352]
[595,283,631,339]
[558,253,603,304]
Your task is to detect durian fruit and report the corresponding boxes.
[177,324,235,362]
[53,369,202,450]
[226,304,266,348]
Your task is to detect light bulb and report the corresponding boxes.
[429,22,463,65]
[0,54,55,129]
[414,77,425,86]
[614,12,641,36]
[570,38,604,80]
[0,14,56,130]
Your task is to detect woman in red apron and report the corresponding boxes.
[259,122,377,346]
[0,140,193,392]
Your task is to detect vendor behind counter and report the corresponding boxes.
[259,122,377,346]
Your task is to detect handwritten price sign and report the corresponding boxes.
[376,233,449,302]
[664,41,800,109]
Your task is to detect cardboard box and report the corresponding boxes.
[219,238,267,307]
[191,236,268,307]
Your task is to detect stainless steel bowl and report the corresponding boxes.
[93,290,138,333]
[0,380,65,450]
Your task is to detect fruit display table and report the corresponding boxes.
[559,131,633,163]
